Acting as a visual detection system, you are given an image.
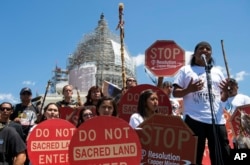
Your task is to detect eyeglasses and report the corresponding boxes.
[0,107,12,111]
[83,113,94,117]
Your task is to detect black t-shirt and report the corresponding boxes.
[4,121,25,142]
[10,103,39,141]
[10,103,39,120]
[0,126,26,164]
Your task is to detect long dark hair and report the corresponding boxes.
[76,107,92,127]
[37,103,59,123]
[84,86,104,106]
[137,89,157,118]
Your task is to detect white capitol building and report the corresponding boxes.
[39,13,136,105]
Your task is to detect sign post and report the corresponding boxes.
[145,40,185,77]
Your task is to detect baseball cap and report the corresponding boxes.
[20,87,32,95]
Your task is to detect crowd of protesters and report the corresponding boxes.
[1,41,250,165]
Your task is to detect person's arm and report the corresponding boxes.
[221,91,229,102]
[157,77,164,88]
[65,106,83,121]
[173,85,191,98]
[173,78,203,98]
[219,79,230,102]
[129,113,142,129]
[13,151,26,165]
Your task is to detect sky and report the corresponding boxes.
[1,0,249,104]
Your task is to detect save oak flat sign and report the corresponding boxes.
[145,40,185,77]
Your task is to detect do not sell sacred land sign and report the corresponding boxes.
[68,116,142,165]
[27,119,76,165]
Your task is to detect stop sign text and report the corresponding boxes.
[145,40,185,77]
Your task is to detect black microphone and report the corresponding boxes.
[201,54,208,67]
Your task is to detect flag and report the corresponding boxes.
[102,81,121,98]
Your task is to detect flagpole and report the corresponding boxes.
[221,40,230,79]
[117,3,126,88]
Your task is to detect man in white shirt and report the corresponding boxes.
[161,81,183,117]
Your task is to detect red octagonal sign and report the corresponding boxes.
[137,114,197,164]
[145,40,185,77]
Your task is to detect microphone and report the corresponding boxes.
[201,54,208,67]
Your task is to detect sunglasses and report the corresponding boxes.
[83,113,93,117]
[0,107,12,111]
